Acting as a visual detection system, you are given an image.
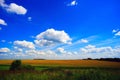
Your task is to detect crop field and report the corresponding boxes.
[0,60,120,68]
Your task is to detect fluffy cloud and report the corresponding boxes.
[0,48,10,53]
[79,39,88,43]
[0,19,7,26]
[34,39,54,47]
[6,3,27,15]
[14,40,35,49]
[112,29,118,33]
[56,47,74,56]
[17,48,23,52]
[14,46,23,52]
[35,28,72,46]
[0,0,27,15]
[115,31,120,36]
[57,47,66,54]
[67,0,78,6]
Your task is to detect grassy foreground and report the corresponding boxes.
[0,68,120,80]
[0,60,120,80]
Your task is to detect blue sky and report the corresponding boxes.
[0,0,120,59]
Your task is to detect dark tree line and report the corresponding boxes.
[84,58,120,62]
[98,58,120,62]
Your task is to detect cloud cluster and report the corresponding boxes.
[0,28,73,59]
[0,0,27,15]
[80,45,120,58]
[0,19,7,26]
[14,46,23,52]
[0,44,120,59]
[80,45,112,53]
[14,40,35,49]
[0,48,10,53]
[35,28,72,46]
[1,28,120,59]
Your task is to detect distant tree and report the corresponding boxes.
[9,60,21,70]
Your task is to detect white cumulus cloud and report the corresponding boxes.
[14,40,35,49]
[0,48,10,53]
[35,28,72,46]
[0,19,7,26]
[6,3,27,15]
[67,0,78,6]
[0,0,27,15]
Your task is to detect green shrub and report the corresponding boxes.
[9,60,35,71]
[9,60,21,70]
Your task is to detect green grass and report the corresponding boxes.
[0,69,120,80]
[0,65,10,70]
[1,64,120,71]
[0,65,120,80]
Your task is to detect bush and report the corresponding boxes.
[9,60,35,71]
[9,60,21,70]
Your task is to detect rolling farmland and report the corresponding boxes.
[0,60,120,68]
[0,60,120,80]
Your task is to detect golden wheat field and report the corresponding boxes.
[0,60,120,68]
